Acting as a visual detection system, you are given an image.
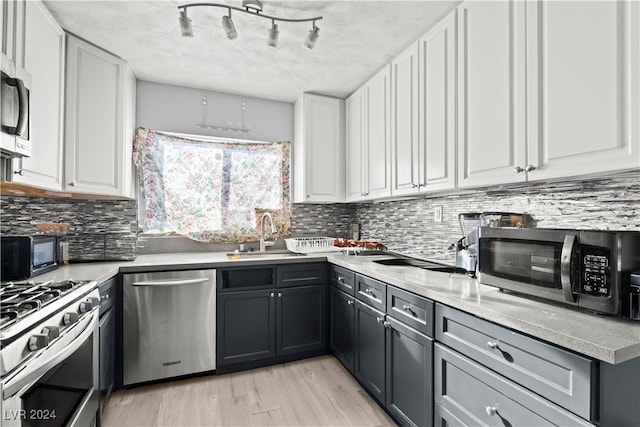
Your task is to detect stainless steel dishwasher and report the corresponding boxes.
[122,269,216,385]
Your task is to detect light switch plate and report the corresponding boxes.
[433,206,443,223]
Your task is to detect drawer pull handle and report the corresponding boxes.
[486,406,498,417]
[487,341,499,349]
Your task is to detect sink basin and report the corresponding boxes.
[226,250,302,259]
[374,258,468,274]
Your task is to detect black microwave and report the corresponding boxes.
[478,227,640,319]
[1,235,61,281]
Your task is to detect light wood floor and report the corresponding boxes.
[102,355,397,427]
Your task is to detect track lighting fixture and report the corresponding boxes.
[267,21,279,47]
[177,2,322,48]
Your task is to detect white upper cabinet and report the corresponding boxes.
[457,0,527,188]
[345,66,392,202]
[364,65,393,200]
[526,0,639,180]
[293,93,345,203]
[64,33,136,197]
[345,87,365,202]
[417,10,457,192]
[12,0,64,191]
[391,41,420,196]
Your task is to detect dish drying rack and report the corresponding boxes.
[285,237,343,254]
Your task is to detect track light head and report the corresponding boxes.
[267,22,279,47]
[222,12,237,40]
[304,25,320,49]
[178,9,193,37]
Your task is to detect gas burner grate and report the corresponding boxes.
[0,311,18,329]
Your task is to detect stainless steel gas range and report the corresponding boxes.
[1,279,101,427]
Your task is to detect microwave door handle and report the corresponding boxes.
[7,77,29,137]
[2,311,98,400]
[561,235,577,302]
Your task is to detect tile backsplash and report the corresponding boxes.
[1,197,138,261]
[1,171,638,261]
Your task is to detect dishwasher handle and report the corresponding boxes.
[131,277,210,287]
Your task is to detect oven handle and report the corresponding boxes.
[2,310,98,400]
[561,235,577,302]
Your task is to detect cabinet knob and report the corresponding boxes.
[485,406,498,417]
[68,182,76,187]
[347,300,354,306]
[525,164,536,172]
[411,183,418,188]
[277,292,282,298]
[383,321,390,328]
[14,169,23,176]
[486,341,498,350]
[269,292,275,298]
[376,316,384,324]
[513,166,524,174]
[337,276,344,283]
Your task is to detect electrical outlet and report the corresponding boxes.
[433,206,443,223]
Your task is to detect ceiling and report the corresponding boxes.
[44,0,461,103]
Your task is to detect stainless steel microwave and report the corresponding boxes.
[0,63,31,158]
[478,227,640,318]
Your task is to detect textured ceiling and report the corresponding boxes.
[44,0,461,103]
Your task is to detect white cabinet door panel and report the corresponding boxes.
[365,66,392,199]
[346,89,365,202]
[527,0,639,180]
[457,0,527,188]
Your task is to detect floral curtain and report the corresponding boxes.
[133,127,291,242]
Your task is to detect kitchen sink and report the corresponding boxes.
[226,250,303,259]
[374,257,468,274]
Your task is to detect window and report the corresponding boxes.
[133,128,291,242]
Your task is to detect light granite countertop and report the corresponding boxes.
[31,251,640,365]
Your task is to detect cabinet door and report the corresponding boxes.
[217,289,276,366]
[276,284,327,356]
[329,286,355,374]
[1,0,26,70]
[12,1,64,191]
[64,34,132,196]
[457,0,527,188]
[354,299,386,404]
[364,65,392,199]
[385,317,433,427]
[99,307,115,414]
[418,10,457,192]
[345,87,365,202]
[526,0,639,180]
[293,93,345,203]
[391,41,420,196]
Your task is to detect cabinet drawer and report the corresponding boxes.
[436,304,593,419]
[276,263,326,288]
[386,286,434,337]
[329,264,355,296]
[434,344,593,427]
[98,277,116,315]
[355,274,386,312]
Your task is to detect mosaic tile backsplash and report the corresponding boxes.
[1,171,638,262]
[1,197,138,261]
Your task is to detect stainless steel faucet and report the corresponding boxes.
[259,212,277,252]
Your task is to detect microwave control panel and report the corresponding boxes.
[581,246,611,297]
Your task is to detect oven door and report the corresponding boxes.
[478,228,580,304]
[1,311,99,427]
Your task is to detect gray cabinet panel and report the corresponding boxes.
[386,316,433,427]
[329,286,355,373]
[277,284,327,355]
[434,344,594,427]
[329,264,356,296]
[217,289,276,365]
[99,306,115,415]
[436,304,592,419]
[387,286,434,337]
[355,299,386,404]
[276,263,326,288]
[355,274,387,312]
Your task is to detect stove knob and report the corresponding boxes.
[42,326,60,340]
[79,301,92,313]
[29,334,49,351]
[89,297,100,307]
[63,312,79,325]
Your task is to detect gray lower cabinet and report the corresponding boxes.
[217,263,327,369]
[386,316,433,427]
[329,286,355,373]
[354,298,387,404]
[98,277,116,415]
[434,343,593,427]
